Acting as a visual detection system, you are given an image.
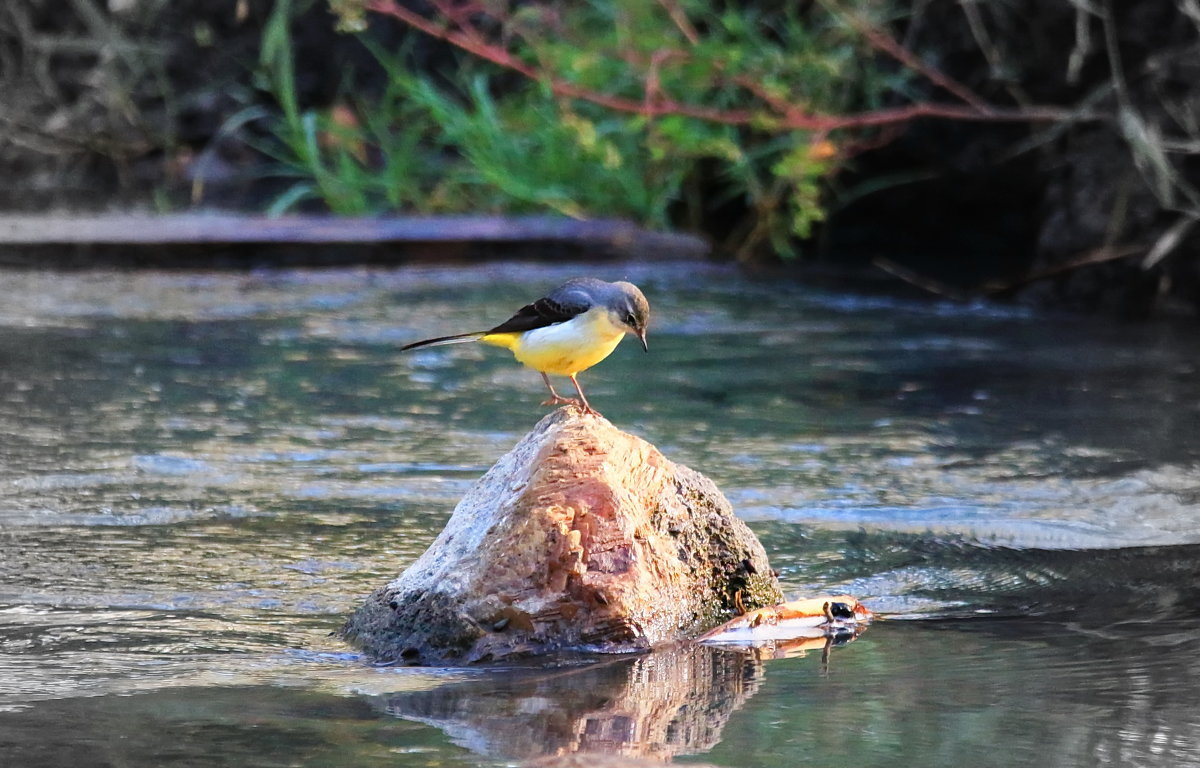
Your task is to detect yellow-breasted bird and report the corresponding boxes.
[400,277,650,415]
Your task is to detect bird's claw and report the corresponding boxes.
[541,396,600,416]
[541,395,581,407]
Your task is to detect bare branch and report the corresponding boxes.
[656,0,699,45]
[1141,214,1199,269]
[1066,0,1097,84]
[827,0,994,113]
[873,257,974,300]
[1100,0,1131,109]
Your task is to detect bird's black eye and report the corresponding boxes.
[624,312,637,326]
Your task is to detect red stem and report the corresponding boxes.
[365,0,1082,132]
[835,6,994,113]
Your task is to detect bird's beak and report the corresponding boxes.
[637,329,648,352]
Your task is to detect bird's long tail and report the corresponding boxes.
[400,332,485,351]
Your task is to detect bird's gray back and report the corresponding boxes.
[546,277,612,311]
[482,278,649,337]
[552,277,647,314]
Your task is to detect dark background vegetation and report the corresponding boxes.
[3,0,1200,317]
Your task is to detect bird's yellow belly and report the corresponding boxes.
[513,333,624,376]
[481,308,625,376]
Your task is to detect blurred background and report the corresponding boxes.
[4,0,1200,314]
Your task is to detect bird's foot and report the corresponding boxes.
[541,394,582,408]
[541,396,601,416]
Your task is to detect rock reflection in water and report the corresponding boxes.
[376,640,839,763]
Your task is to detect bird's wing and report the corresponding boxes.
[402,280,599,349]
[484,289,592,335]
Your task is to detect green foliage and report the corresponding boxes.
[399,72,686,222]
[258,0,440,215]
[260,0,895,258]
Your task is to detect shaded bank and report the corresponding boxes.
[4,0,1200,316]
[0,214,707,268]
[822,1,1200,318]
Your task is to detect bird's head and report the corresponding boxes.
[609,281,651,352]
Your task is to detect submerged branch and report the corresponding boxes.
[877,244,1149,301]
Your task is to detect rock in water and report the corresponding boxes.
[341,408,782,665]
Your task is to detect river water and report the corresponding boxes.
[1,262,1199,767]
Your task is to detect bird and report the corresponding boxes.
[400,277,650,415]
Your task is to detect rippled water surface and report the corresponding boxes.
[3,262,1200,767]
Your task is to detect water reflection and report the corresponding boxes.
[701,619,1200,768]
[367,609,1200,768]
[3,619,1200,768]
[3,264,1200,767]
[379,644,765,762]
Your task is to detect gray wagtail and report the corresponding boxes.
[401,277,650,415]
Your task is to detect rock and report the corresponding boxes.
[341,408,782,665]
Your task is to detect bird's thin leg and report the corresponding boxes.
[569,374,599,416]
[540,372,582,407]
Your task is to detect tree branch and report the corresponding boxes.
[365,0,1089,133]
[825,0,995,113]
